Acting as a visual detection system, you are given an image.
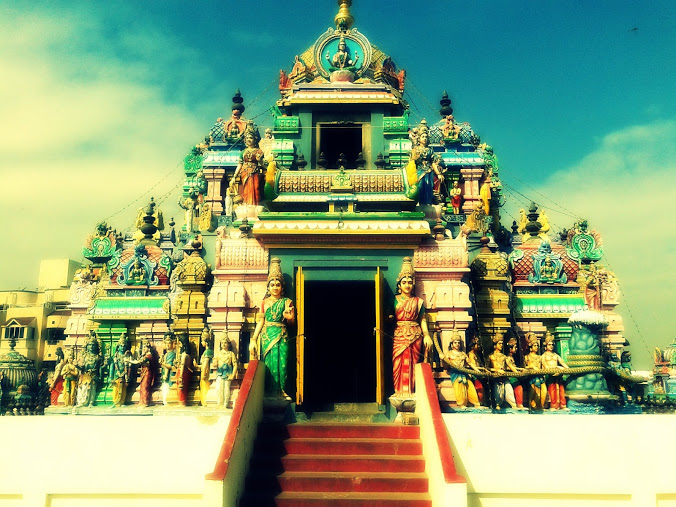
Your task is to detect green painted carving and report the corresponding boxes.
[83,222,119,262]
[183,147,204,176]
[566,220,603,263]
[274,115,300,133]
[383,116,409,134]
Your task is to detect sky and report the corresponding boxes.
[0,0,674,370]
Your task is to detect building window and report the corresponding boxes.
[5,326,25,340]
[318,123,363,169]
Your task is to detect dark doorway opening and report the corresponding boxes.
[319,124,362,168]
[303,280,376,405]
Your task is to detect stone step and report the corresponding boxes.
[259,422,419,440]
[240,491,432,507]
[254,437,423,456]
[251,453,426,474]
[248,471,429,494]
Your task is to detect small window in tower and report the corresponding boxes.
[318,123,362,169]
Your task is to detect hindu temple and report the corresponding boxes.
[0,1,658,505]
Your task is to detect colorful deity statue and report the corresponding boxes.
[467,337,485,404]
[524,333,547,410]
[230,124,266,206]
[198,327,214,407]
[488,332,518,410]
[159,333,177,406]
[110,334,132,407]
[77,333,104,407]
[61,349,79,407]
[176,334,193,406]
[406,120,444,205]
[541,332,569,409]
[250,258,295,398]
[444,332,482,408]
[506,337,525,409]
[392,257,433,398]
[215,337,237,408]
[178,192,199,234]
[49,347,65,406]
[450,180,462,215]
[132,339,154,407]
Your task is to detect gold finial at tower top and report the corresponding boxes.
[334,0,354,31]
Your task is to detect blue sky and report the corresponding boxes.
[1,0,674,369]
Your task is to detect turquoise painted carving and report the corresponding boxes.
[528,242,567,284]
[117,245,158,286]
[565,310,610,394]
[508,248,524,268]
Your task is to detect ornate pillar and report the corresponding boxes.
[208,231,269,358]
[460,167,485,214]
[414,234,471,355]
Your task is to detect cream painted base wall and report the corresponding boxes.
[445,413,676,507]
[0,415,230,507]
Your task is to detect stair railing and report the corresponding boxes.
[415,362,468,506]
[205,359,265,506]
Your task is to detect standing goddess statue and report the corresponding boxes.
[230,125,266,206]
[250,258,295,398]
[392,257,432,397]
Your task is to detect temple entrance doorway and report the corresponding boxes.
[302,280,376,405]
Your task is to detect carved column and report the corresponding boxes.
[414,235,471,354]
[203,168,225,215]
[460,167,485,214]
[208,235,269,358]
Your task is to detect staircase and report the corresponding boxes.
[241,418,431,506]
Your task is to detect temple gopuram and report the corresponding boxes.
[0,2,659,505]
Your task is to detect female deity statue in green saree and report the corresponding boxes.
[250,258,295,398]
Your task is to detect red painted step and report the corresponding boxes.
[264,491,432,506]
[256,437,423,456]
[284,422,420,439]
[277,454,426,473]
[242,420,431,506]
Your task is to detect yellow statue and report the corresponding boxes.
[444,332,482,408]
[524,333,547,410]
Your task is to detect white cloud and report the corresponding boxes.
[0,5,206,289]
[503,120,676,369]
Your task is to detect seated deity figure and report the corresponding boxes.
[391,257,433,398]
[444,333,482,408]
[325,36,359,70]
[159,333,177,406]
[215,337,238,408]
[524,333,547,410]
[540,256,557,282]
[541,332,569,409]
[406,120,444,205]
[176,334,193,406]
[110,335,132,407]
[467,337,485,404]
[77,333,103,407]
[230,125,266,207]
[198,327,214,407]
[250,258,295,398]
[487,332,518,410]
[61,349,79,407]
[506,337,525,409]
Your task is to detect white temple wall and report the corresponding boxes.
[446,413,675,506]
[0,415,230,507]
